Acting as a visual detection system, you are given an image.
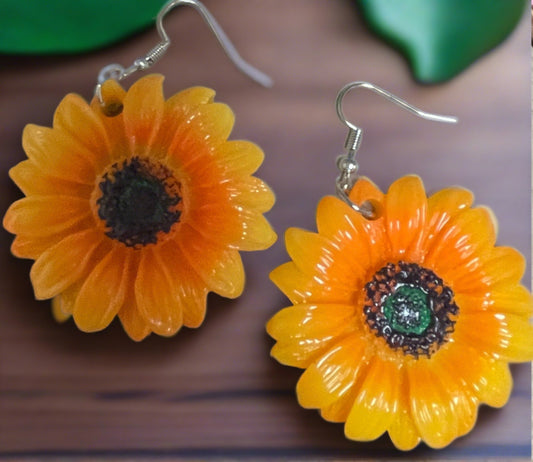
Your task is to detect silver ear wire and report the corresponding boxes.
[95,0,272,105]
[334,81,458,219]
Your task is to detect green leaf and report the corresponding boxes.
[358,0,527,83]
[0,0,167,54]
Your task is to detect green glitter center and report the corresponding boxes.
[382,285,432,335]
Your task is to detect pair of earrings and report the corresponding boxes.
[3,0,532,452]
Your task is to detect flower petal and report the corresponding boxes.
[267,303,357,368]
[158,240,208,328]
[421,186,474,257]
[178,224,244,299]
[226,176,275,213]
[388,370,421,451]
[135,245,183,336]
[285,227,367,290]
[216,140,265,175]
[296,335,367,409]
[4,195,91,237]
[29,229,104,299]
[345,358,399,441]
[51,282,81,323]
[455,311,533,362]
[425,207,497,292]
[22,124,98,184]
[53,93,111,158]
[73,246,130,332]
[123,74,165,155]
[407,362,459,449]
[9,160,93,198]
[385,175,427,259]
[185,102,235,147]
[457,285,533,316]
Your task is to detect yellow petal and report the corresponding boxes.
[385,175,427,259]
[158,240,208,328]
[421,186,474,258]
[53,93,111,157]
[425,207,497,292]
[9,160,92,198]
[4,195,91,236]
[96,78,127,117]
[30,229,104,300]
[320,386,358,423]
[407,362,459,449]
[73,246,130,332]
[285,227,367,290]
[51,296,72,323]
[216,140,264,175]
[458,285,533,316]
[186,102,235,147]
[178,224,244,298]
[123,74,165,155]
[135,245,183,336]
[22,124,98,184]
[51,282,82,322]
[388,370,421,451]
[270,262,353,305]
[226,176,275,213]
[267,304,357,369]
[345,358,399,441]
[455,311,533,362]
[296,335,367,409]
[118,275,152,342]
[166,86,215,111]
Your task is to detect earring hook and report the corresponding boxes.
[334,81,458,219]
[95,0,272,105]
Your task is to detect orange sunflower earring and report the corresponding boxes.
[266,82,533,450]
[3,0,276,340]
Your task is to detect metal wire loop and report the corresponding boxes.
[334,81,458,219]
[95,0,272,106]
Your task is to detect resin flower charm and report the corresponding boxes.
[4,74,276,340]
[267,175,533,450]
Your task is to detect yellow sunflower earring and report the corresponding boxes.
[3,0,276,340]
[266,82,533,450]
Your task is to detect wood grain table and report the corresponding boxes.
[0,0,531,459]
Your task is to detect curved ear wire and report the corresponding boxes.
[334,81,458,219]
[95,0,272,104]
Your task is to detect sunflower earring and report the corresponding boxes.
[3,0,276,341]
[266,82,533,450]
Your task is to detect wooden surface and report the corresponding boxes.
[0,0,531,459]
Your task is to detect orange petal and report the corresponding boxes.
[53,93,111,158]
[269,262,353,305]
[188,203,276,251]
[388,369,421,451]
[29,229,104,299]
[384,175,427,259]
[216,140,264,175]
[158,240,208,328]
[118,260,152,341]
[9,160,93,198]
[407,362,460,449]
[226,176,275,213]
[316,196,374,267]
[425,207,497,292]
[73,246,130,332]
[455,311,533,362]
[22,124,98,184]
[267,303,357,367]
[186,102,235,147]
[457,285,533,316]
[123,74,165,155]
[10,234,60,260]
[296,335,367,408]
[178,224,244,298]
[348,176,385,207]
[285,227,367,290]
[421,186,474,258]
[166,86,215,111]
[345,358,399,441]
[51,282,82,323]
[135,245,183,336]
[4,195,91,237]
[96,78,127,117]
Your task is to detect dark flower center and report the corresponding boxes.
[97,157,182,247]
[363,261,458,358]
